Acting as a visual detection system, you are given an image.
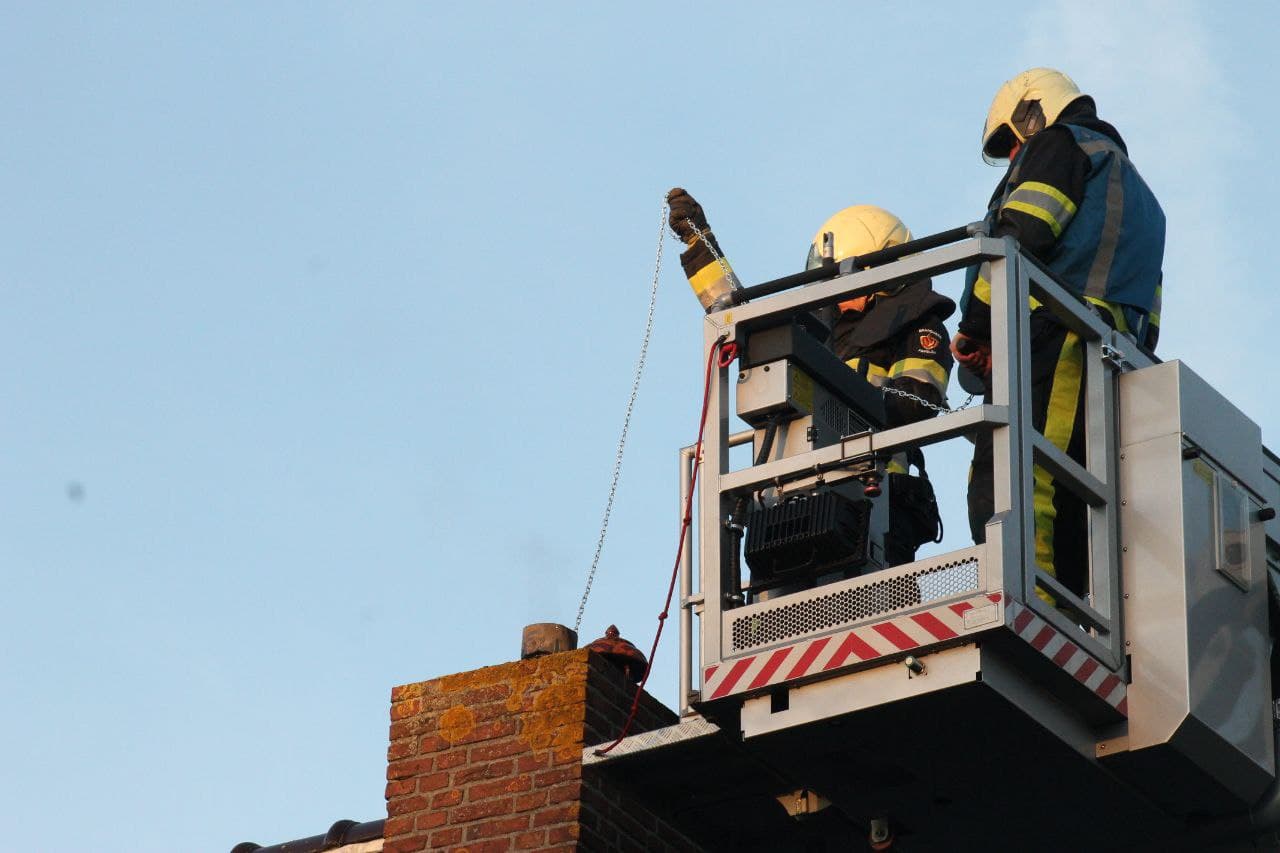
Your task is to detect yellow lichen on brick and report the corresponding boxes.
[503,651,589,714]
[438,705,476,744]
[389,698,423,721]
[390,681,429,702]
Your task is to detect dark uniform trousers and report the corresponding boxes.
[967,311,1087,599]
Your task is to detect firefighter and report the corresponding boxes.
[667,189,955,566]
[952,68,1166,602]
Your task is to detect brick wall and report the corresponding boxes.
[383,648,706,853]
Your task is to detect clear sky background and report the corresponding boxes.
[3,3,1277,850]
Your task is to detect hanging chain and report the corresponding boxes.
[686,219,736,291]
[574,200,667,636]
[575,203,971,632]
[882,385,975,414]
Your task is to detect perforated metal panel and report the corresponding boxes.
[817,396,871,440]
[730,558,980,653]
[817,397,848,437]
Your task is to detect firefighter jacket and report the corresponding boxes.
[959,99,1166,350]
[831,280,956,428]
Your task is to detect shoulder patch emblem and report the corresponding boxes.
[918,330,941,351]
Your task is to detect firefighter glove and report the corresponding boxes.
[667,187,710,246]
[951,332,992,378]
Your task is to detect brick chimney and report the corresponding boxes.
[383,638,706,852]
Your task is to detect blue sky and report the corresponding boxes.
[3,3,1277,850]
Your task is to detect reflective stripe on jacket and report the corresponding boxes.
[1045,124,1164,337]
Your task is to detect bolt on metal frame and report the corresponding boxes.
[677,233,1142,714]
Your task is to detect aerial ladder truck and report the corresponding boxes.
[585,226,1280,851]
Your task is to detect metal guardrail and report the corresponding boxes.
[678,230,1143,714]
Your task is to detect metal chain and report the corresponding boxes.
[574,200,667,636]
[882,385,976,414]
[686,219,736,290]
[573,205,969,632]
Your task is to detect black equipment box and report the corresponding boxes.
[744,491,872,580]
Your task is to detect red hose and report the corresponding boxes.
[594,335,727,756]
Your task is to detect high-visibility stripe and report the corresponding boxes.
[1003,199,1067,238]
[973,271,991,306]
[845,358,889,385]
[1085,296,1129,333]
[972,268,1042,311]
[1032,330,1084,605]
[1003,181,1078,239]
[1077,138,1123,156]
[1017,181,1078,216]
[1086,160,1126,301]
[890,357,948,391]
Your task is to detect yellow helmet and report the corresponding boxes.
[804,204,912,270]
[805,205,912,313]
[981,68,1084,164]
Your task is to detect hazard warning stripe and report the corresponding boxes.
[702,591,1003,701]
[747,647,792,691]
[713,658,754,699]
[785,636,831,681]
[823,631,877,672]
[1005,600,1127,716]
[873,622,919,651]
[911,612,958,642]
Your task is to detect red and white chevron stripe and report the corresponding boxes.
[701,591,1004,701]
[1007,600,1127,716]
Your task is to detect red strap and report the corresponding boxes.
[594,336,727,756]
[717,342,738,368]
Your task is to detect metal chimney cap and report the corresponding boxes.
[521,623,577,659]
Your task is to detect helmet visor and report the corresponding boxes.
[805,242,822,271]
[982,123,1018,166]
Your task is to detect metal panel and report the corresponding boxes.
[1120,361,1266,499]
[582,715,722,766]
[702,589,1004,702]
[1114,362,1274,806]
[741,644,983,738]
[725,548,984,653]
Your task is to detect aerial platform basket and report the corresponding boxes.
[587,228,1280,851]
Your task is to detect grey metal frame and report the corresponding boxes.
[679,235,1141,712]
